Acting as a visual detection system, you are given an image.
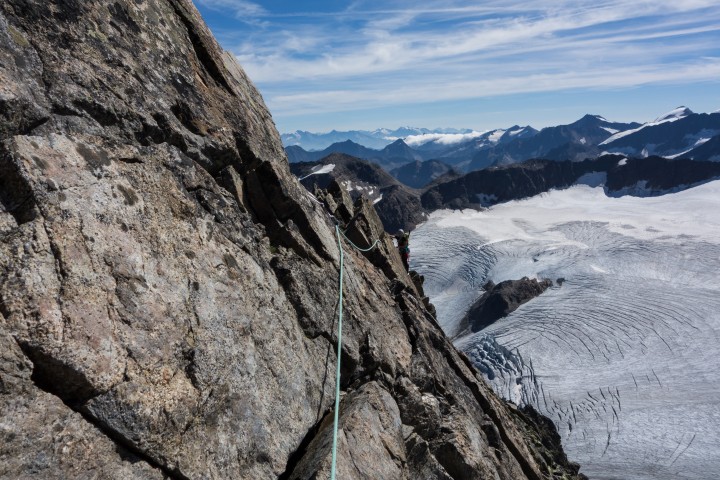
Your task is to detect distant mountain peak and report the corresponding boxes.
[654,106,693,123]
[573,114,611,126]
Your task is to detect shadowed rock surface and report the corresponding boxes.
[0,1,585,479]
[461,278,554,333]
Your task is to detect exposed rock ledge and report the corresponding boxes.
[1,1,584,479]
[459,278,554,335]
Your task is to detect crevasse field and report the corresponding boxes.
[411,181,720,480]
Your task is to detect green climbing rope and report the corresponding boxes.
[339,229,380,252]
[329,224,379,479]
[330,224,344,480]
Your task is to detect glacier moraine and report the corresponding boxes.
[411,181,720,480]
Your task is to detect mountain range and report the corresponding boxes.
[286,138,426,171]
[284,108,720,174]
[282,127,473,151]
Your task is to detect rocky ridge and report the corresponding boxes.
[291,154,426,233]
[459,278,554,335]
[421,155,720,211]
[291,152,720,232]
[0,1,584,479]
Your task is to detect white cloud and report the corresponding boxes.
[234,1,720,83]
[200,0,720,125]
[404,131,488,147]
[196,0,266,18]
[264,58,720,117]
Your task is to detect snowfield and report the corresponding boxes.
[411,182,720,480]
[297,163,335,180]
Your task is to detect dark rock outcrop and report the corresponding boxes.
[605,156,720,193]
[422,157,618,210]
[0,1,584,479]
[461,278,553,333]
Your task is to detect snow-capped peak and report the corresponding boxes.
[654,106,693,123]
[487,129,506,143]
[600,107,694,146]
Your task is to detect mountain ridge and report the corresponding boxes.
[285,107,720,173]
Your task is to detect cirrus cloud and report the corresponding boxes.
[193,0,720,131]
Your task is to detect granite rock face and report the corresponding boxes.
[0,1,584,479]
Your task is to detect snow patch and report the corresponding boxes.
[312,163,335,175]
[693,137,712,147]
[666,148,694,159]
[589,264,607,274]
[298,163,335,180]
[664,131,718,158]
[618,158,628,166]
[653,106,692,123]
[488,129,506,143]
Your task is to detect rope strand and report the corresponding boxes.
[340,229,380,252]
[329,224,379,479]
[329,224,344,480]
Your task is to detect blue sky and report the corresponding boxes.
[192,0,720,134]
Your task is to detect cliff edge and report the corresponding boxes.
[0,1,584,478]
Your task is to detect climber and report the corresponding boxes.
[395,229,410,273]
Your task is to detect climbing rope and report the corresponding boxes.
[329,223,379,479]
[330,224,344,480]
[339,229,380,252]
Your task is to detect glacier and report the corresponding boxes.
[411,182,720,479]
